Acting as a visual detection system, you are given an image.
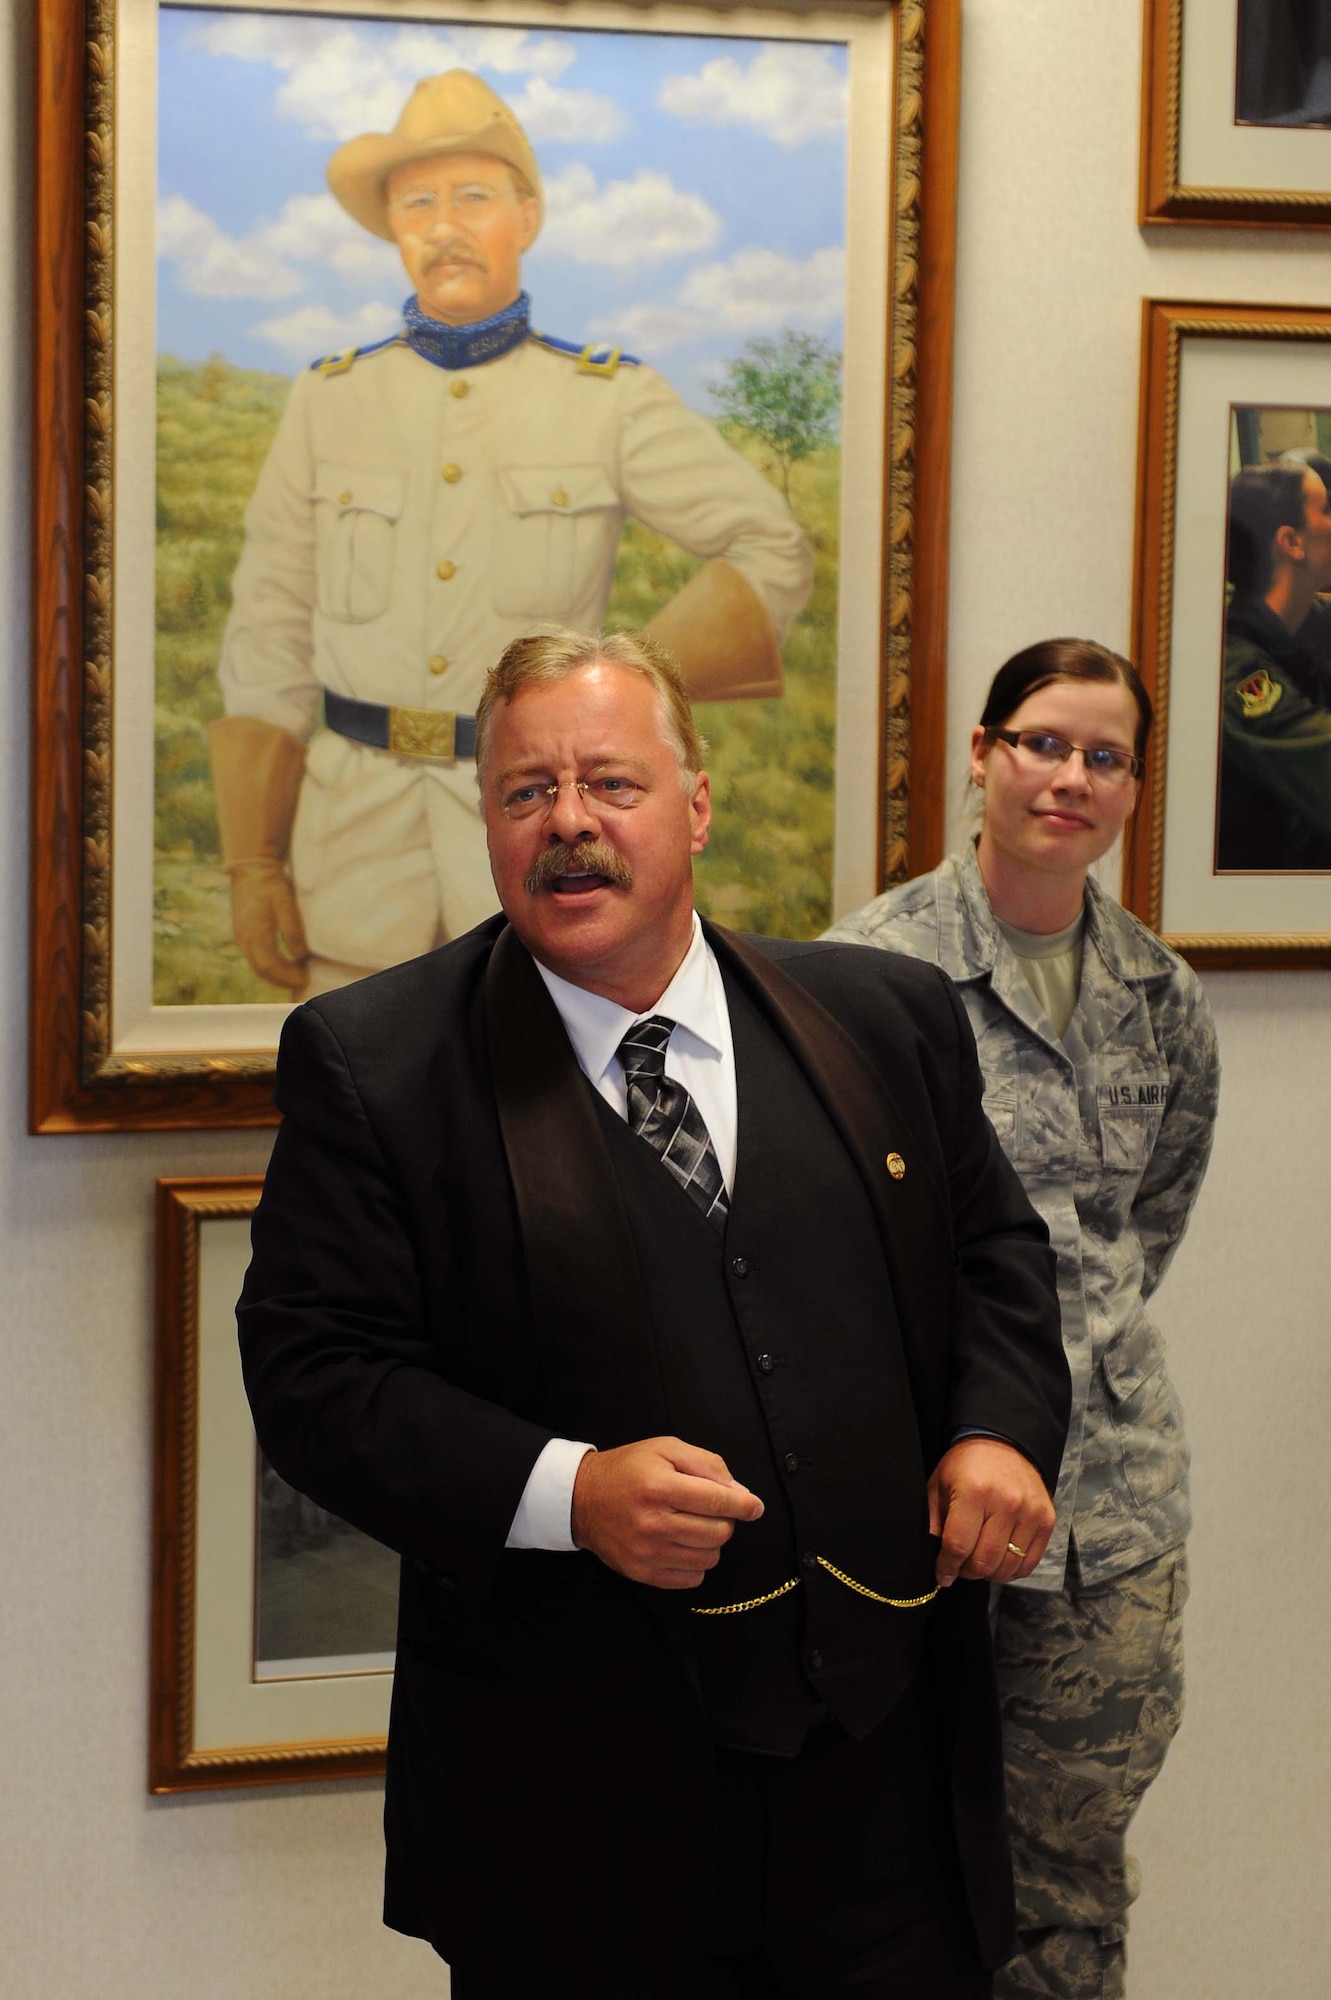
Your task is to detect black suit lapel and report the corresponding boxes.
[484,924,667,1446]
[709,926,953,1422]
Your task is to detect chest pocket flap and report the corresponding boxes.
[496,465,619,517]
[311,464,405,625]
[312,463,406,522]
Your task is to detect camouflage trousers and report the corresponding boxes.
[991,1546,1189,2000]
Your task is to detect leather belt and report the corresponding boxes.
[324,690,477,762]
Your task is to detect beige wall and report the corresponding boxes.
[950,6,1331,1996]
[3,2,1328,1995]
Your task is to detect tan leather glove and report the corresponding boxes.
[208,714,310,992]
[645,558,785,703]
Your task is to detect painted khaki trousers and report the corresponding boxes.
[992,1547,1188,2000]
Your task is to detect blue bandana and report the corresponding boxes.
[402,291,531,371]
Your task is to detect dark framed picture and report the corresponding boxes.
[31,0,960,1132]
[1141,0,1331,225]
[1124,299,1331,967]
[150,1176,393,1791]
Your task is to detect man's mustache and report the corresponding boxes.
[421,240,489,274]
[525,841,634,895]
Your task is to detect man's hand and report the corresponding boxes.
[928,1437,1055,1588]
[571,1437,764,1589]
[229,858,310,991]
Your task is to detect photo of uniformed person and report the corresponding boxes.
[207,69,814,1001]
[1218,452,1331,871]
[1236,0,1331,127]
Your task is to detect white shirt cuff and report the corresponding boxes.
[505,1437,596,1551]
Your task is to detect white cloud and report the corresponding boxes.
[584,302,703,356]
[158,191,401,301]
[679,246,845,330]
[251,300,402,362]
[658,46,847,148]
[156,194,302,301]
[260,193,401,281]
[509,77,627,145]
[186,17,607,147]
[539,164,721,267]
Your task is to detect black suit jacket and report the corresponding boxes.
[239,917,1067,1985]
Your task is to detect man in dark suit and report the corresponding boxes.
[239,628,1069,1999]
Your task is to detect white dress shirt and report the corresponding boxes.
[505,915,736,1550]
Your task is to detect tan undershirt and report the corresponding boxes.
[996,909,1086,1040]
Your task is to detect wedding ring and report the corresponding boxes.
[1006,1541,1027,1558]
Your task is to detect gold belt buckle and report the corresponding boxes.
[388,705,457,761]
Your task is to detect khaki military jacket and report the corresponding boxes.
[825,846,1220,1591]
[218,329,813,966]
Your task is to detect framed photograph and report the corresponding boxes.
[1124,299,1331,968]
[31,0,960,1133]
[1141,0,1331,226]
[150,1176,393,1790]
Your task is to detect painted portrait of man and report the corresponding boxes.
[153,11,852,1005]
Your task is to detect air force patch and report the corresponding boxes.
[1235,668,1282,720]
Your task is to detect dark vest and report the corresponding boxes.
[591,973,939,1755]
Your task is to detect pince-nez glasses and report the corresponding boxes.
[500,775,644,821]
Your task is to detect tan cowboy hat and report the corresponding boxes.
[327,70,543,243]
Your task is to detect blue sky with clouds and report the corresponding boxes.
[157,5,848,412]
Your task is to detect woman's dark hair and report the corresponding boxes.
[979,638,1153,759]
[1227,462,1309,598]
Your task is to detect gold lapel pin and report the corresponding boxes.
[886,1153,905,1180]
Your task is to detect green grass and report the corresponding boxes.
[153,354,839,1003]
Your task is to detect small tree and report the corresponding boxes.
[709,329,842,502]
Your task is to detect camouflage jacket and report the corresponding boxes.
[824,845,1220,1591]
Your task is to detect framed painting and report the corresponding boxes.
[1124,299,1331,967]
[150,1176,394,1791]
[1141,0,1331,226]
[31,0,960,1132]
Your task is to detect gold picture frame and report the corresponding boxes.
[150,1176,392,1792]
[1124,298,1331,967]
[31,0,961,1132]
[1141,0,1331,227]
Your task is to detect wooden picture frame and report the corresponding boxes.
[1141,0,1331,227]
[31,0,960,1133]
[150,1176,392,1791]
[1124,298,1331,968]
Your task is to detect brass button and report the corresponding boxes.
[441,462,462,484]
[886,1152,905,1180]
[451,379,469,399]
[338,489,353,505]
[428,655,448,676]
[551,486,569,508]
[435,560,456,581]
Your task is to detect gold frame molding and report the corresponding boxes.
[1124,298,1331,969]
[1140,0,1331,228]
[150,1176,390,1792]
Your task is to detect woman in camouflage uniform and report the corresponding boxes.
[826,638,1219,2000]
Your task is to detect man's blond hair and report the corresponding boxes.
[475,628,707,781]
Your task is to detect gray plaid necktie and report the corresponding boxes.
[617,1015,730,1231]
